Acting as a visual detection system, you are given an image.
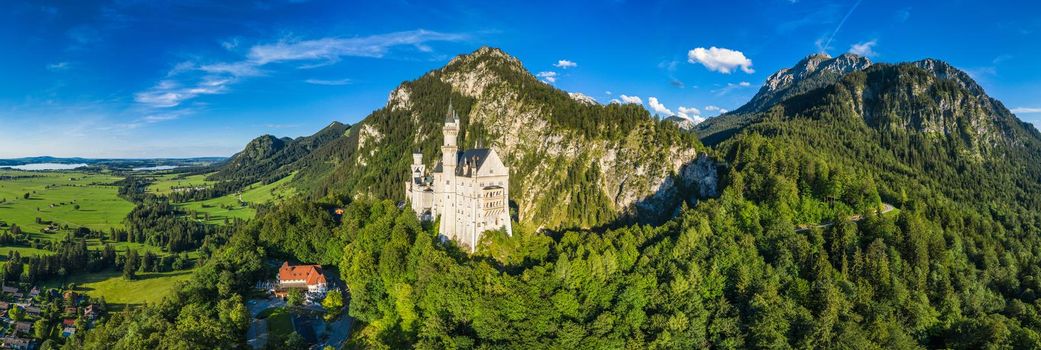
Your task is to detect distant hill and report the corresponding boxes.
[207,121,350,186]
[0,156,225,168]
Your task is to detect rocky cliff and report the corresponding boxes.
[292,47,716,229]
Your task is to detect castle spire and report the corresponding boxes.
[445,98,459,123]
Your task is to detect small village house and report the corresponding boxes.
[1,337,31,350]
[14,321,31,335]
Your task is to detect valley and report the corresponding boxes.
[0,167,291,316]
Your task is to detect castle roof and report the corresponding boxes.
[433,148,501,176]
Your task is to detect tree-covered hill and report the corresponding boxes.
[256,47,713,230]
[71,51,1041,349]
[208,121,350,187]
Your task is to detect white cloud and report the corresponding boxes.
[221,38,240,51]
[677,106,706,124]
[135,76,234,108]
[305,78,352,86]
[715,81,754,96]
[679,106,701,116]
[537,71,558,83]
[135,29,467,109]
[647,97,674,116]
[619,95,642,104]
[197,61,263,77]
[46,62,70,71]
[248,29,467,65]
[687,47,755,74]
[554,59,577,69]
[703,105,729,115]
[1011,107,1041,114]
[605,90,612,95]
[849,39,878,57]
[141,114,180,123]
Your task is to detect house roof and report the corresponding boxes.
[278,262,327,286]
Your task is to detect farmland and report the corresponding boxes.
[0,169,133,236]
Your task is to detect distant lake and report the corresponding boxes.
[4,163,88,170]
[132,165,182,171]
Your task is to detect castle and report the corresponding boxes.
[405,104,512,251]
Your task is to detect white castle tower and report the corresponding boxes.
[404,102,512,251]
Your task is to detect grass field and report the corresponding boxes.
[146,173,214,195]
[0,170,134,235]
[266,307,295,339]
[43,269,194,309]
[178,173,297,225]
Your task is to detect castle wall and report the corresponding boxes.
[404,110,513,252]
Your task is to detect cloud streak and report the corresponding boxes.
[135,29,468,110]
[1012,107,1041,114]
[305,78,352,86]
[820,0,864,53]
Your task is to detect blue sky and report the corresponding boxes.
[1,0,1039,158]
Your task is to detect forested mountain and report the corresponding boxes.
[697,53,872,144]
[77,50,1041,349]
[316,55,1041,348]
[227,47,716,229]
[209,121,350,185]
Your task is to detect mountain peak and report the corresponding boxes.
[909,58,987,97]
[444,46,523,72]
[731,52,871,114]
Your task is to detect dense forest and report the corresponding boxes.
[63,50,1041,349]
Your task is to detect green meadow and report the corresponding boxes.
[43,269,194,309]
[146,173,214,195]
[0,170,133,235]
[178,172,297,225]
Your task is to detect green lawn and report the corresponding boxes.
[266,307,295,338]
[0,170,134,235]
[177,173,297,225]
[146,173,214,195]
[43,269,194,309]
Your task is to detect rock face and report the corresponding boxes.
[733,53,872,115]
[664,116,696,131]
[301,47,714,229]
[568,92,599,105]
[828,61,1034,157]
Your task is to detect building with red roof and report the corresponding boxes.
[277,261,328,294]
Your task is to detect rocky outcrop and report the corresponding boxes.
[337,47,708,229]
[733,53,872,115]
